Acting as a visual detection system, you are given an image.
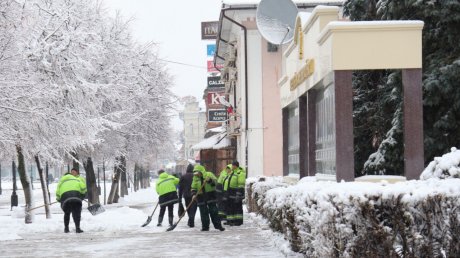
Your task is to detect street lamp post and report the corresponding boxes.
[11,160,18,210]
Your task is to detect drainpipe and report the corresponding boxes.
[222,10,249,173]
[214,7,254,172]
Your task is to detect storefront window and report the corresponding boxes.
[315,84,336,175]
[288,101,300,175]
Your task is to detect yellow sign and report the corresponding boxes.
[293,16,303,60]
[290,59,315,91]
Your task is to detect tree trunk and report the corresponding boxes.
[83,157,99,204]
[17,145,33,223]
[107,156,122,204]
[120,156,128,197]
[34,155,51,219]
[71,152,79,170]
[133,163,139,192]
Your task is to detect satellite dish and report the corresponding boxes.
[256,0,298,45]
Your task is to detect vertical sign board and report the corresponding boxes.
[207,44,216,57]
[207,76,224,88]
[207,60,224,73]
[208,109,228,122]
[201,21,219,40]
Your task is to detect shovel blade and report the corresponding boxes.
[88,203,105,216]
[141,216,152,227]
[166,223,177,232]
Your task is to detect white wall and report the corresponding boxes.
[245,31,264,177]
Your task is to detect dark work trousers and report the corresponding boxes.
[184,196,197,226]
[227,199,243,226]
[158,203,174,225]
[199,202,222,230]
[216,193,227,221]
[63,201,82,229]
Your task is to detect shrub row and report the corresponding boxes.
[246,177,460,257]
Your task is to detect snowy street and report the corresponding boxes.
[0,181,296,258]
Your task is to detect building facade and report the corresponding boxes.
[179,100,206,161]
[278,6,424,181]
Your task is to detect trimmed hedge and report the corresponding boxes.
[246,177,460,257]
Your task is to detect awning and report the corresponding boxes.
[192,132,231,151]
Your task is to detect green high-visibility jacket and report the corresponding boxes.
[156,172,179,196]
[191,165,217,194]
[224,167,246,191]
[217,165,231,193]
[56,174,87,201]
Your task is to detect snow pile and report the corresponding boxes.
[245,176,287,213]
[247,177,460,256]
[421,147,460,180]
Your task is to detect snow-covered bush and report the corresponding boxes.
[421,147,460,180]
[247,177,460,257]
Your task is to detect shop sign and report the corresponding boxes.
[207,60,223,72]
[207,76,224,88]
[208,109,228,122]
[207,92,227,106]
[207,44,216,56]
[294,16,304,60]
[201,21,219,40]
[290,59,315,91]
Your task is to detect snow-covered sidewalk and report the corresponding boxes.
[0,181,297,258]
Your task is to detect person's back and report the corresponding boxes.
[56,168,87,233]
[179,164,194,199]
[156,170,179,226]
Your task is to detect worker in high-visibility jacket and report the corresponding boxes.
[216,164,231,220]
[156,169,179,227]
[56,168,87,233]
[224,161,246,226]
[191,165,225,232]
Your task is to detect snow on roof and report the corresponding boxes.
[223,0,344,6]
[192,132,231,151]
[207,126,226,133]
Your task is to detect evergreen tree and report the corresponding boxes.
[344,0,460,175]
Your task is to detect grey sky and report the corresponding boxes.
[105,0,223,130]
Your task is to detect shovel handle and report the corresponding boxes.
[28,201,58,212]
[174,179,208,224]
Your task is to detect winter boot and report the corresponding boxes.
[75,221,83,233]
[157,216,163,227]
[64,226,70,233]
[168,216,174,227]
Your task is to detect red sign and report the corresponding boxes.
[207,60,223,72]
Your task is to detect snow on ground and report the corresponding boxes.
[0,179,290,257]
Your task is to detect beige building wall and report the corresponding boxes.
[261,38,283,176]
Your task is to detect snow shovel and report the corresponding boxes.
[167,180,207,232]
[84,200,105,216]
[141,202,159,227]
